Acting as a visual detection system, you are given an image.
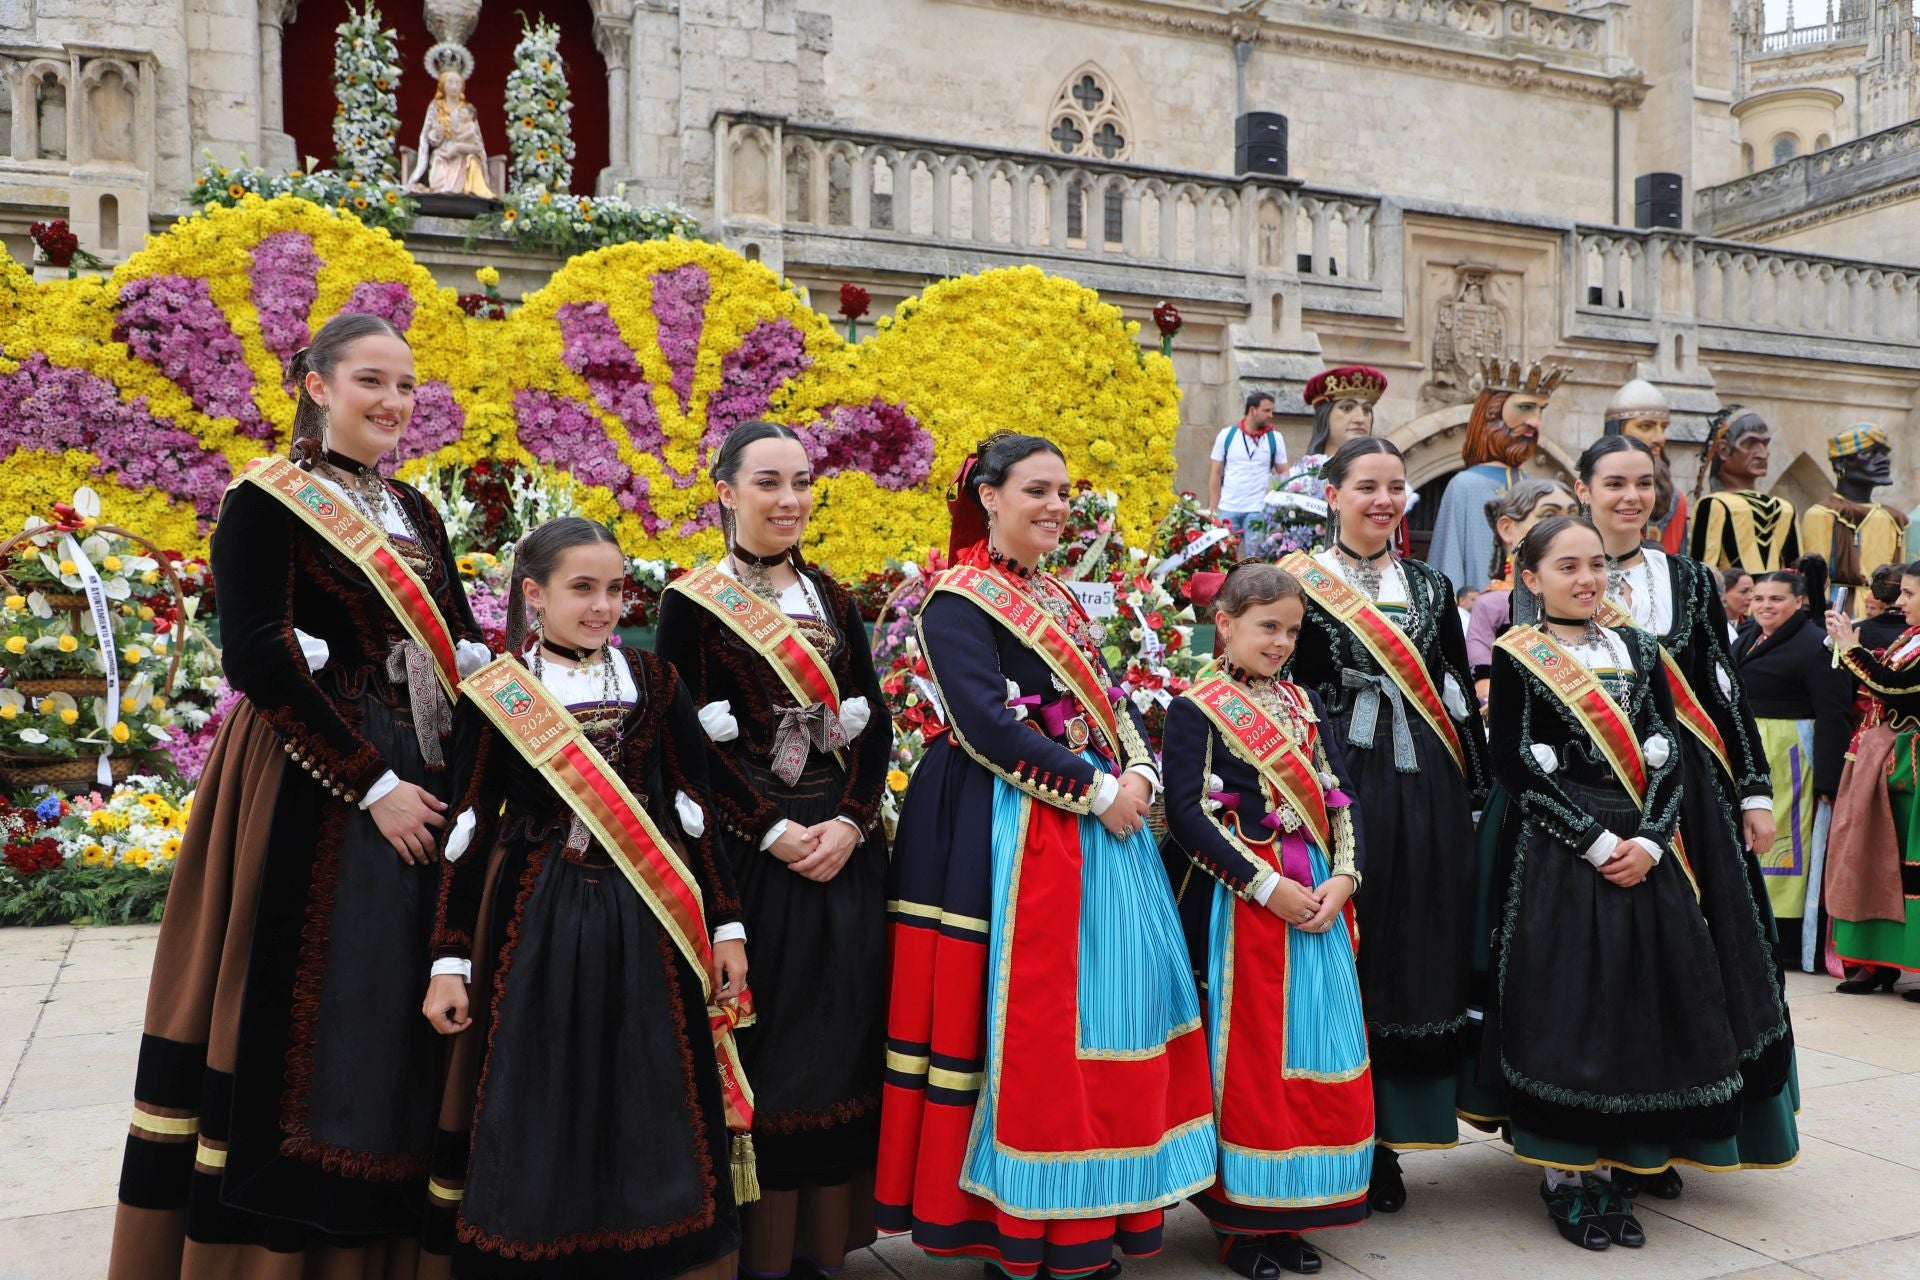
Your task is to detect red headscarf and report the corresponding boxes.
[945,452,989,565]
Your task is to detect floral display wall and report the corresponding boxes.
[0,196,1180,575]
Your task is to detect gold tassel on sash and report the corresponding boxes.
[732,1132,761,1204]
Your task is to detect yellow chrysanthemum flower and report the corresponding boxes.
[887,768,910,793]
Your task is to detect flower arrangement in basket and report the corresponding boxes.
[0,490,189,789]
[1147,492,1236,608]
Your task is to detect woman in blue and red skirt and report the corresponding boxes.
[875,432,1215,1279]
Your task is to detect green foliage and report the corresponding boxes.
[0,861,170,927]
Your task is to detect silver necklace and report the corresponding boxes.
[1333,540,1391,600]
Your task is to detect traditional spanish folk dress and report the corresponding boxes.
[427,646,748,1280]
[875,551,1215,1278]
[108,452,486,1279]
[1277,548,1489,1150]
[1482,624,1749,1170]
[1735,610,1854,970]
[1830,630,1920,974]
[1160,667,1373,1238]
[1595,548,1800,1165]
[656,557,890,1276]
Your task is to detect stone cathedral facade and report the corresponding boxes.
[4,0,1919,508]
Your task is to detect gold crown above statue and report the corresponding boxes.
[1474,354,1569,398]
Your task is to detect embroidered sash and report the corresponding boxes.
[1595,597,1736,785]
[461,655,756,1136]
[232,457,460,700]
[1495,627,1697,894]
[666,564,842,713]
[1186,674,1331,852]
[1279,551,1470,777]
[930,565,1121,749]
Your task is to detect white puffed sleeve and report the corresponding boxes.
[293,628,330,673]
[1530,743,1559,775]
[838,695,872,739]
[1643,734,1671,769]
[673,790,706,838]
[455,640,493,678]
[698,700,739,743]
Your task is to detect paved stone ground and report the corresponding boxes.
[2,924,1916,1279]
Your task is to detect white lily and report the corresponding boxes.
[146,725,172,743]
[80,534,110,562]
[71,487,102,520]
[18,728,47,744]
[26,592,51,619]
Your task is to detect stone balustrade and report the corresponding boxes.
[1757,17,1867,52]
[721,115,1920,367]
[1695,118,1920,238]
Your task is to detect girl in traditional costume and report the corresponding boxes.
[1827,574,1920,991]
[875,433,1214,1279]
[108,313,490,1278]
[1575,436,1798,1195]
[1277,437,1489,1213]
[422,517,751,1279]
[655,422,890,1280]
[1735,559,1853,971]
[1482,517,1749,1251]
[1464,477,1578,707]
[1162,563,1371,1278]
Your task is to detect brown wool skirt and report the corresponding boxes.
[108,699,451,1280]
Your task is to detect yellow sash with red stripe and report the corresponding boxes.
[1187,674,1331,851]
[460,656,759,1164]
[930,565,1122,750]
[1595,597,1736,785]
[1279,551,1470,777]
[1495,627,1697,895]
[232,456,461,700]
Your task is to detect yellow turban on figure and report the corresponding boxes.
[1829,424,1889,460]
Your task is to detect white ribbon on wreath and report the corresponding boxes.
[1149,524,1232,580]
[59,528,120,786]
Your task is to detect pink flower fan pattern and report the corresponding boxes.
[0,354,233,521]
[800,400,933,490]
[706,319,811,450]
[113,275,271,440]
[650,264,709,408]
[342,281,418,332]
[248,232,320,374]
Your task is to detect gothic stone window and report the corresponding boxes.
[1048,65,1132,245]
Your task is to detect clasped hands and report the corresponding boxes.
[768,818,860,881]
[1096,771,1154,838]
[1265,872,1355,934]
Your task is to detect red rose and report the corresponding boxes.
[839,282,871,320]
[1152,300,1183,337]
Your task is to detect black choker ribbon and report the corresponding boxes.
[323,448,379,475]
[1543,614,1598,628]
[540,637,600,663]
[1221,659,1270,685]
[732,545,793,568]
[1334,540,1389,563]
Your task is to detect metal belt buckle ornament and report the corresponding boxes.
[1064,714,1091,751]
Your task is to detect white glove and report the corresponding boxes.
[698,700,739,743]
[293,628,330,673]
[1643,734,1671,769]
[1530,743,1559,775]
[838,695,872,740]
[455,640,493,678]
[444,808,477,863]
[1442,673,1470,722]
[673,790,706,838]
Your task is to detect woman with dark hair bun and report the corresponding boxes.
[876,433,1214,1280]
[1278,436,1490,1216]
[109,312,490,1274]
[424,516,752,1280]
[1574,434,1799,1195]
[1481,516,1751,1253]
[655,421,891,1280]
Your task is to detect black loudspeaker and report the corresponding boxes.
[1235,112,1288,177]
[1634,171,1683,229]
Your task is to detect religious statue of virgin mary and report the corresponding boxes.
[408,43,495,197]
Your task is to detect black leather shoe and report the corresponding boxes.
[1584,1177,1646,1248]
[1266,1236,1321,1275]
[1221,1238,1281,1280]
[1541,1181,1610,1251]
[1368,1145,1405,1214]
[1609,1169,1643,1198]
[1837,965,1899,993]
[1646,1167,1684,1199]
